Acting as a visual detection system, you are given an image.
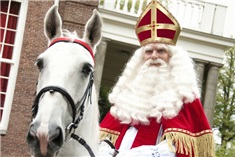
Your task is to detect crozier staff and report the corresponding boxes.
[99,0,215,157]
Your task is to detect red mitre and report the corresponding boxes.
[135,0,181,46]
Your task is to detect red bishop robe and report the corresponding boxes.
[100,98,215,157]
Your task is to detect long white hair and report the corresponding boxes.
[108,44,200,125]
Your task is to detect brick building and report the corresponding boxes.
[1,0,98,156]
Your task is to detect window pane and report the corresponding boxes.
[10,2,21,15]
[0,78,9,93]
[0,62,11,77]
[0,13,7,28]
[0,29,5,43]
[2,45,13,59]
[5,29,16,45]
[7,15,18,29]
[0,1,8,13]
[0,94,5,108]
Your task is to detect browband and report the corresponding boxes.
[49,37,94,61]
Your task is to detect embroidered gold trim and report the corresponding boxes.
[161,128,215,157]
[99,128,120,145]
[164,128,213,137]
[100,128,120,135]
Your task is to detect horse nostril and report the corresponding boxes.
[49,127,63,148]
[27,131,37,145]
[27,125,39,146]
[27,129,41,157]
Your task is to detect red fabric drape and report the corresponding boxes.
[0,1,20,121]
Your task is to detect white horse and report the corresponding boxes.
[27,4,102,157]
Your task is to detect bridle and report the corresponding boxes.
[31,37,96,157]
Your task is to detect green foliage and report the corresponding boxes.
[142,0,148,11]
[112,0,169,13]
[214,47,235,156]
[99,0,104,6]
[134,0,140,13]
[216,141,235,157]
[120,0,125,10]
[98,86,112,122]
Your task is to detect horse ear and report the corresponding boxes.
[44,5,62,45]
[83,9,102,50]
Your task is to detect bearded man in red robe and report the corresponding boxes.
[99,1,215,157]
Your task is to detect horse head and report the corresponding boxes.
[26,5,102,157]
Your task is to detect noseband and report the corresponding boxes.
[31,38,96,157]
[32,73,94,128]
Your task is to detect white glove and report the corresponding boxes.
[97,140,117,157]
[116,140,176,157]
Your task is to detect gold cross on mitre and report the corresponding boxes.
[135,0,181,46]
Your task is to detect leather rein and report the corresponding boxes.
[31,37,96,157]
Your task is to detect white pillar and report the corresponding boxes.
[203,63,221,127]
[194,59,208,89]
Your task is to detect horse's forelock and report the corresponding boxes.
[62,29,81,42]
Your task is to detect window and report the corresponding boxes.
[0,0,28,134]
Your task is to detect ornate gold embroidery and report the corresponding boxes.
[162,128,215,157]
[99,128,120,145]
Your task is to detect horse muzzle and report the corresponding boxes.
[26,122,64,157]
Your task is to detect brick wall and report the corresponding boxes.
[61,0,99,36]
[1,0,98,156]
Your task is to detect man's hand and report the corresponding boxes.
[98,140,117,157]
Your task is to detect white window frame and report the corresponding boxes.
[0,0,28,134]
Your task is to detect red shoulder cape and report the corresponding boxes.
[100,99,215,157]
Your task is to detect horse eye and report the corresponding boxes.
[36,58,44,71]
[82,63,92,75]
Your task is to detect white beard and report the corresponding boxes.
[110,59,183,125]
[109,46,200,125]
